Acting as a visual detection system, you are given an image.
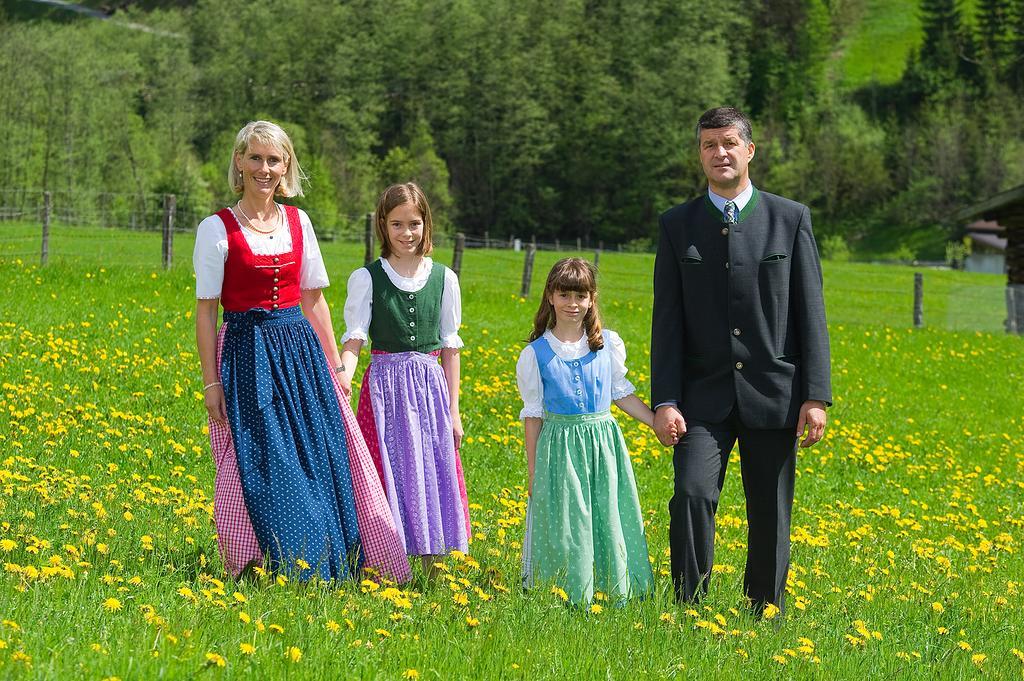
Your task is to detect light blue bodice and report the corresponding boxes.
[530,330,612,415]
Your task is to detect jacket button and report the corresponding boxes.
[735,361,743,370]
[725,262,730,269]
[721,227,729,236]
[732,328,740,336]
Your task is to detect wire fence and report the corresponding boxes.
[1,188,1016,334]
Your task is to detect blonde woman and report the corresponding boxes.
[193,120,408,582]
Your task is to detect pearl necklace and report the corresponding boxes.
[235,203,281,235]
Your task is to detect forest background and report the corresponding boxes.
[3,0,1024,260]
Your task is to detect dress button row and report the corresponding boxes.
[409,307,415,313]
[273,277,279,283]
[578,402,585,408]
[273,257,279,264]
[272,295,279,301]
[572,361,580,367]
[272,303,279,310]
[409,321,415,327]
[408,294,415,300]
[575,389,582,395]
[409,335,416,341]
[573,375,581,382]
[272,286,279,292]
[274,268,280,274]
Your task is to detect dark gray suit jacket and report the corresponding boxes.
[651,188,831,429]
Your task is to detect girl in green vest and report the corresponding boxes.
[337,183,471,574]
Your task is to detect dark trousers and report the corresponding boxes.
[669,407,796,611]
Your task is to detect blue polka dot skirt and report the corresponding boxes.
[220,306,361,581]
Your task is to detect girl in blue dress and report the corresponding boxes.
[517,258,663,604]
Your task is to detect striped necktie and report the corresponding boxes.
[723,200,738,224]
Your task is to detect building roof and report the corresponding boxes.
[968,232,1007,250]
[956,184,1024,222]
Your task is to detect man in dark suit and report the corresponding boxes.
[651,107,831,613]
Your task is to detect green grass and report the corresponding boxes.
[839,0,922,88]
[0,223,1021,678]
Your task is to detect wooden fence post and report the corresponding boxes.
[484,231,490,249]
[364,212,374,265]
[161,194,175,270]
[452,232,465,278]
[41,191,51,266]
[593,249,600,268]
[520,243,536,298]
[913,272,923,327]
[554,238,560,251]
[576,237,582,251]
[1007,284,1024,335]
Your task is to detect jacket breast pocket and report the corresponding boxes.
[761,253,789,263]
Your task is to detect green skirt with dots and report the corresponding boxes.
[522,410,654,604]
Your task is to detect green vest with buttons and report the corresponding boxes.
[366,258,446,353]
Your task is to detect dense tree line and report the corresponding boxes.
[2,0,1023,256]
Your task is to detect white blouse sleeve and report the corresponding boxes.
[516,345,544,419]
[193,215,229,299]
[607,330,637,400]
[341,268,372,343]
[440,267,464,349]
[298,209,330,290]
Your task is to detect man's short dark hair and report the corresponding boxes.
[696,107,753,145]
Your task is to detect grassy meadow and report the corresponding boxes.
[0,224,1021,679]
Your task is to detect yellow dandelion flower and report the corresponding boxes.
[102,597,122,612]
[551,586,568,602]
[762,603,780,620]
[375,628,392,638]
[772,655,787,665]
[0,540,16,552]
[268,624,284,634]
[931,602,944,613]
[204,652,226,667]
[453,592,469,606]
[326,620,341,633]
[239,611,251,624]
[239,643,255,655]
[295,559,310,571]
[403,670,420,679]
[286,646,302,663]
[590,604,603,614]
[233,592,247,603]
[971,654,986,666]
[958,641,972,651]
[1011,648,1024,664]
[466,616,480,627]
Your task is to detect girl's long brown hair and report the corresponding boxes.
[527,257,604,351]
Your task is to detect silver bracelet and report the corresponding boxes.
[334,366,346,375]
[203,381,222,392]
